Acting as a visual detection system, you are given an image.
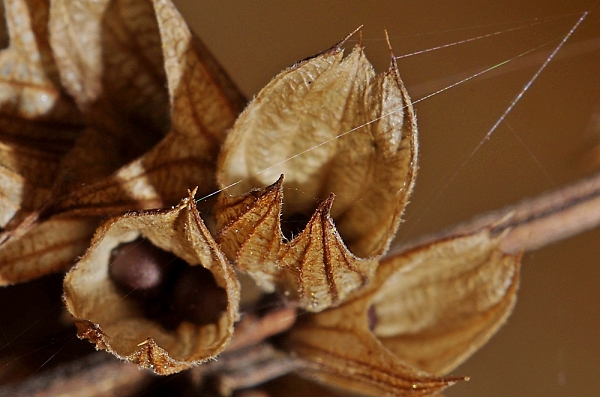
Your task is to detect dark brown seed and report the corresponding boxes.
[108,238,228,329]
[109,238,175,296]
[172,266,228,326]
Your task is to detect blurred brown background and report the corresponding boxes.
[173,1,600,396]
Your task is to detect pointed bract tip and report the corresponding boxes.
[319,193,336,215]
[383,29,399,69]
[336,25,364,49]
[275,173,285,185]
[263,174,285,195]
[188,186,199,199]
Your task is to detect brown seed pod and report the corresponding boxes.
[63,190,240,375]
[288,229,520,396]
[215,40,417,312]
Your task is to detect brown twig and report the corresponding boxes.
[0,306,299,397]
[389,171,600,256]
[0,353,153,397]
[213,345,299,396]
[227,306,297,351]
[193,306,299,395]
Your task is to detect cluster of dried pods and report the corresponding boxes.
[1,0,599,396]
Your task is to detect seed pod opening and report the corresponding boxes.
[63,191,240,375]
[107,238,229,330]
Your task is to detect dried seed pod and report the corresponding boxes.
[217,39,417,258]
[368,230,520,375]
[216,36,417,312]
[0,0,82,162]
[287,229,520,396]
[0,0,246,286]
[50,0,170,141]
[63,190,240,375]
[0,0,92,285]
[216,177,378,312]
[46,0,246,218]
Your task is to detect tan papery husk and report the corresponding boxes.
[0,0,246,285]
[63,190,240,375]
[287,229,520,396]
[216,38,417,312]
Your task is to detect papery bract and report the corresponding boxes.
[216,39,417,311]
[63,190,240,375]
[0,0,245,285]
[288,229,520,395]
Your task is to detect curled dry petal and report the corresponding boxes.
[153,0,245,138]
[2,0,246,285]
[0,141,59,227]
[49,0,170,147]
[216,37,416,310]
[288,303,460,396]
[46,0,245,217]
[0,0,83,228]
[287,229,520,396]
[0,130,115,286]
[0,0,82,150]
[0,0,97,285]
[370,230,520,375]
[63,190,240,375]
[0,216,99,284]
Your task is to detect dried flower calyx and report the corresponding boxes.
[0,0,245,286]
[63,190,240,375]
[215,37,417,312]
[288,229,520,395]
